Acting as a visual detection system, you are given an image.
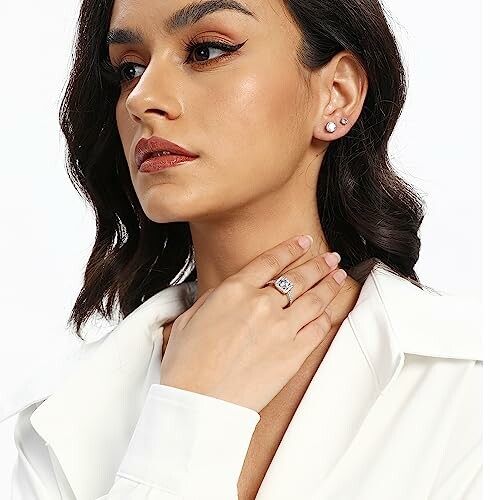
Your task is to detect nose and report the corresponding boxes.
[125,56,183,125]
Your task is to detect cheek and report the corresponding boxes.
[112,52,309,218]
[199,61,306,172]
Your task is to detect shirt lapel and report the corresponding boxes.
[29,281,197,500]
[255,263,405,498]
[255,263,482,499]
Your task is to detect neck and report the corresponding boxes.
[189,183,334,302]
[188,201,362,331]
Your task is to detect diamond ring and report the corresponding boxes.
[265,275,295,308]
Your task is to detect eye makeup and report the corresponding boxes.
[100,37,248,87]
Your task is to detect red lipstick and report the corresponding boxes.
[135,136,199,173]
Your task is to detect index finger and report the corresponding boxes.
[235,235,314,287]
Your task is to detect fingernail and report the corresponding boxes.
[333,269,347,284]
[298,235,313,249]
[324,252,341,267]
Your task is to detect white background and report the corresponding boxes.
[0,0,496,497]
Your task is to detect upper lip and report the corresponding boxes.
[135,136,198,168]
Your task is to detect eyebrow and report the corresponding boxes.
[106,0,257,47]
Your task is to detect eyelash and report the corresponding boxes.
[100,37,247,87]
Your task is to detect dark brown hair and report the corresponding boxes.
[61,0,431,340]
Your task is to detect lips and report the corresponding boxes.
[135,136,198,169]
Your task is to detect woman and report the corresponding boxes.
[2,0,482,498]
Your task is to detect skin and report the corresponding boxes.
[109,0,368,496]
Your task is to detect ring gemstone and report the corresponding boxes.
[275,276,294,294]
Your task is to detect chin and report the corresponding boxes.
[139,197,209,225]
[142,206,190,224]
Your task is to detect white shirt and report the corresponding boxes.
[0,260,482,499]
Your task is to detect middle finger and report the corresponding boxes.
[262,251,341,308]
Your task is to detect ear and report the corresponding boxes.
[311,51,368,145]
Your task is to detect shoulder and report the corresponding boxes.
[0,281,196,424]
[368,261,482,362]
[366,263,482,490]
[0,334,105,424]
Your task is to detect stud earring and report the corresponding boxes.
[340,117,349,126]
[325,121,337,133]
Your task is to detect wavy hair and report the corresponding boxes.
[61,0,431,340]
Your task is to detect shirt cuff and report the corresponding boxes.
[117,383,261,496]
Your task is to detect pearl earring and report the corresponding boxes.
[325,121,337,133]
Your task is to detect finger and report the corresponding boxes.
[235,234,314,288]
[290,268,347,348]
[175,287,215,328]
[262,251,341,308]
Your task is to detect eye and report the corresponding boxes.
[117,62,146,82]
[99,38,247,87]
[183,38,247,66]
[99,58,146,86]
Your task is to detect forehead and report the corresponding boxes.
[111,0,272,24]
[108,0,293,36]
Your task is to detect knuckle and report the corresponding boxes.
[253,292,275,314]
[313,258,324,276]
[321,310,333,328]
[326,276,339,294]
[286,241,302,259]
[221,276,246,295]
[307,292,324,314]
[286,270,306,289]
[261,252,282,274]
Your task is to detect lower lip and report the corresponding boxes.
[138,155,197,173]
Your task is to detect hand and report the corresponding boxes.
[159,235,347,413]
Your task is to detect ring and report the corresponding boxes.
[265,275,295,308]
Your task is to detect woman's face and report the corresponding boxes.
[110,0,318,223]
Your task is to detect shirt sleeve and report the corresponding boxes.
[10,403,70,500]
[101,383,261,499]
[10,384,260,500]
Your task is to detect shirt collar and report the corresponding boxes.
[0,262,481,499]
